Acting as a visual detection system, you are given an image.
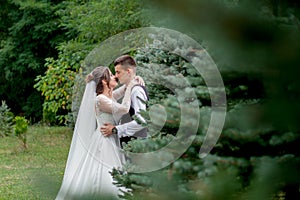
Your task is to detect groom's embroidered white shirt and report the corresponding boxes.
[116,85,148,138]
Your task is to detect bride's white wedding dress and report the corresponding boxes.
[56,82,130,200]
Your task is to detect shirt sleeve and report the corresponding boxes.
[116,86,148,138]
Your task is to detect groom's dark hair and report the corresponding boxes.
[114,55,136,69]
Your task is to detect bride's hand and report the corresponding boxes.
[134,76,145,86]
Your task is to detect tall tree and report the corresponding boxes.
[34,0,149,125]
[0,0,69,121]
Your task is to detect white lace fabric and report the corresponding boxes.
[55,81,131,199]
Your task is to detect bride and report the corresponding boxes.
[56,66,140,199]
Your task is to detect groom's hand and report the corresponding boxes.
[100,123,114,137]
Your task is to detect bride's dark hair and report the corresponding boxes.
[86,66,111,95]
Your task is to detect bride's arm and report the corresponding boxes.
[112,84,126,101]
[97,81,135,116]
[112,76,145,101]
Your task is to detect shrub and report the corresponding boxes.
[14,116,29,149]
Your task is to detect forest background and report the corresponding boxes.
[0,0,300,199]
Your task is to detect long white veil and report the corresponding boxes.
[57,81,96,196]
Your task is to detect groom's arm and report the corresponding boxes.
[101,86,148,137]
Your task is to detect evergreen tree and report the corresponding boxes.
[111,1,300,199]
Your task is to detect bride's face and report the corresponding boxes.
[108,71,118,89]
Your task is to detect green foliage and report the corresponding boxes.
[34,0,149,125]
[112,46,213,199]
[58,0,149,44]
[34,44,86,125]
[0,100,29,149]
[14,116,29,149]
[110,1,300,198]
[0,101,14,137]
[0,0,69,121]
[1,0,148,124]
[134,47,207,133]
[2,0,299,199]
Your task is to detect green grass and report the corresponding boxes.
[0,125,72,200]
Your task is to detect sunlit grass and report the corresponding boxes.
[0,125,72,200]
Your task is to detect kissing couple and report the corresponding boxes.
[56,55,149,199]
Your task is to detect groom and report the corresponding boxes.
[101,55,148,144]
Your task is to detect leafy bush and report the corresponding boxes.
[34,45,85,125]
[14,116,29,149]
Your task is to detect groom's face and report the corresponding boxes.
[115,64,129,84]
